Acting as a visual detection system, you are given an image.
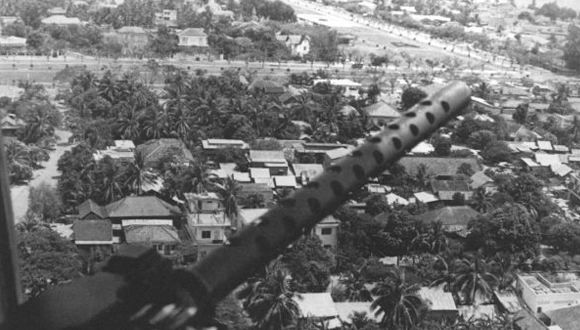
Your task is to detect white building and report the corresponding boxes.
[518,273,580,314]
[178,28,209,47]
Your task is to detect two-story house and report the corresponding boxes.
[276,34,311,57]
[184,192,233,260]
[75,196,182,255]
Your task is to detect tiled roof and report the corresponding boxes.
[78,199,108,219]
[362,101,400,118]
[248,79,285,94]
[106,196,181,218]
[124,225,180,244]
[74,219,112,242]
[414,206,480,227]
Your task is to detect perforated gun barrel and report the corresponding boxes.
[189,81,472,303]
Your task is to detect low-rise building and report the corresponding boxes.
[184,192,233,259]
[178,28,209,47]
[276,34,310,57]
[93,140,135,162]
[518,272,580,314]
[41,15,82,26]
[249,150,288,175]
[202,139,249,153]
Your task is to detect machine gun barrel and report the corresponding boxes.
[189,81,472,303]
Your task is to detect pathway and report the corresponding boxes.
[10,129,73,223]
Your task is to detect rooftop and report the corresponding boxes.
[106,196,181,218]
[178,28,207,37]
[124,225,180,244]
[414,206,480,227]
[362,101,401,118]
[73,220,112,243]
[293,293,338,318]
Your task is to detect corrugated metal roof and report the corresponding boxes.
[250,150,286,162]
[273,175,297,188]
[74,219,112,242]
[294,293,338,318]
[418,287,457,311]
[250,168,271,179]
[325,147,351,160]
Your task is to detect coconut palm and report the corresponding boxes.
[428,221,448,254]
[143,106,168,139]
[469,188,494,213]
[450,256,498,305]
[340,268,373,302]
[211,176,241,228]
[371,268,426,330]
[95,157,124,203]
[5,141,33,182]
[124,151,155,195]
[237,261,300,330]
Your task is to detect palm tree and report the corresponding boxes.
[291,94,318,122]
[143,106,168,139]
[116,104,143,141]
[450,256,498,305]
[428,221,448,254]
[95,157,124,203]
[211,176,241,228]
[237,261,300,330]
[414,164,432,191]
[5,141,33,182]
[124,151,155,195]
[371,268,426,330]
[469,188,494,213]
[340,268,373,302]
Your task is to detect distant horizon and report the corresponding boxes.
[514,0,580,11]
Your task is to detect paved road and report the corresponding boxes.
[282,0,568,84]
[10,129,73,223]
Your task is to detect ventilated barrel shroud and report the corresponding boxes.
[190,80,472,303]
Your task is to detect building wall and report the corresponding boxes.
[179,36,208,47]
[194,225,227,243]
[314,223,338,250]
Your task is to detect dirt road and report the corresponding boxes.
[10,129,73,223]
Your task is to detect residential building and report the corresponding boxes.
[517,272,580,314]
[155,9,177,22]
[202,139,249,153]
[413,206,480,236]
[124,225,180,256]
[292,163,324,185]
[184,192,235,260]
[248,150,288,175]
[93,140,135,162]
[114,26,149,55]
[1,113,24,138]
[312,79,362,98]
[540,304,580,330]
[0,36,26,50]
[418,287,459,320]
[73,219,113,252]
[136,138,194,168]
[276,34,310,57]
[314,215,340,250]
[75,196,182,246]
[237,183,274,206]
[178,28,209,47]
[362,101,401,128]
[248,79,285,94]
[293,293,340,328]
[41,15,82,26]
[430,179,472,201]
[48,7,67,15]
[323,148,351,168]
